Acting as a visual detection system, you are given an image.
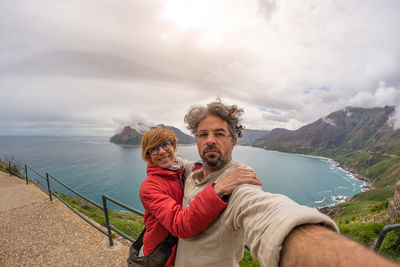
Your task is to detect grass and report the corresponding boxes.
[333,200,388,246]
[0,159,21,177]
[355,186,396,201]
[333,200,385,223]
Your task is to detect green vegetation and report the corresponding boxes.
[380,230,400,262]
[355,186,395,201]
[0,159,7,172]
[0,157,21,177]
[240,249,260,267]
[339,222,385,245]
[332,200,387,245]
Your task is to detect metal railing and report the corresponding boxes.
[102,195,144,246]
[373,223,400,251]
[4,161,144,246]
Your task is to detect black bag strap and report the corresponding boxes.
[128,230,179,267]
[163,233,178,248]
[130,228,178,256]
[133,228,146,251]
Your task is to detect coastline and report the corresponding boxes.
[307,156,374,208]
[315,160,374,215]
[316,159,374,213]
[253,146,374,209]
[332,161,374,192]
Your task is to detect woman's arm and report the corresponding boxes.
[140,180,225,239]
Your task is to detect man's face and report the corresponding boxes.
[196,115,236,172]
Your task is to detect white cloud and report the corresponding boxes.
[389,108,400,130]
[349,80,400,129]
[349,81,399,108]
[0,0,399,135]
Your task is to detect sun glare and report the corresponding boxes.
[162,0,223,47]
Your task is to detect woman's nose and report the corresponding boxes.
[158,147,168,154]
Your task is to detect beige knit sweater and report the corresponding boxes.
[175,160,339,267]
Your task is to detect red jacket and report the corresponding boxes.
[139,163,228,266]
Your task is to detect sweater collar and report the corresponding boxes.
[192,160,235,186]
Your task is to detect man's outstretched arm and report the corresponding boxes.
[279,224,397,267]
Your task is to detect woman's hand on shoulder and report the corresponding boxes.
[213,168,261,198]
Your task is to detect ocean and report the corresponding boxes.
[0,136,365,211]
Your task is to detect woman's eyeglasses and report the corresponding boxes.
[148,140,173,156]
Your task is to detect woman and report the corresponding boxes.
[139,128,260,266]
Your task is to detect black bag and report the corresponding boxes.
[127,229,178,267]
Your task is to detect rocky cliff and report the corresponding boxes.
[110,125,194,146]
[109,126,141,145]
[386,181,400,223]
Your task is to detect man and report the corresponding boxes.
[175,99,396,267]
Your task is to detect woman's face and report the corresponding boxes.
[149,140,176,169]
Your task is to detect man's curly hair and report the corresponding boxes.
[184,98,245,139]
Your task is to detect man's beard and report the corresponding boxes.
[201,145,224,168]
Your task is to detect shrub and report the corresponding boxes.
[339,222,385,245]
[380,230,400,262]
[371,199,390,213]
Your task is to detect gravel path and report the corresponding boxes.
[0,171,130,266]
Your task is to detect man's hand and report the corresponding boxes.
[213,168,262,198]
[279,224,398,267]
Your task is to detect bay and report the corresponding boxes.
[0,136,365,211]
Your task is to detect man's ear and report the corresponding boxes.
[232,138,237,146]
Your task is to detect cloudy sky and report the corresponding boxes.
[1,0,400,136]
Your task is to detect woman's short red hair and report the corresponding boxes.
[141,128,178,163]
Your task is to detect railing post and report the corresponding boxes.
[373,232,387,252]
[102,195,114,246]
[46,172,53,202]
[373,223,400,251]
[24,165,29,184]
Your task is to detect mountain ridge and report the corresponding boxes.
[110,124,195,145]
[253,106,400,155]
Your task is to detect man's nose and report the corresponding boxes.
[206,133,217,145]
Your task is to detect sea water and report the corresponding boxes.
[0,136,365,211]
